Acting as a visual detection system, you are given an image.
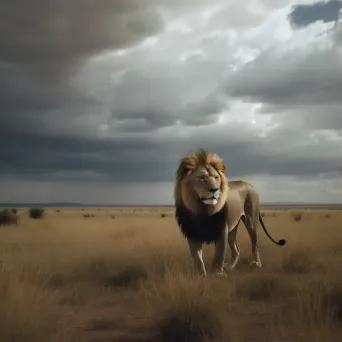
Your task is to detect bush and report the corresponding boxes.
[29,208,45,219]
[11,208,17,214]
[292,212,302,221]
[83,214,95,218]
[160,213,167,218]
[0,209,18,226]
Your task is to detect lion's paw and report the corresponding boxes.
[249,261,262,268]
[214,270,227,278]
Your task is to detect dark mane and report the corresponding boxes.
[175,203,228,244]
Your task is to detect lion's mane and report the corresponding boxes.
[175,204,228,244]
[174,149,229,244]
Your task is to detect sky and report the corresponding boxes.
[0,0,341,205]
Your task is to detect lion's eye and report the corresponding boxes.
[198,176,205,181]
[214,176,219,180]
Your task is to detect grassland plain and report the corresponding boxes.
[1,206,342,341]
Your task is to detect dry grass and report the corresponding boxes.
[0,207,342,341]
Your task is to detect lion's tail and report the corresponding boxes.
[259,214,286,246]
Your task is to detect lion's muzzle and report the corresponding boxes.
[201,189,220,206]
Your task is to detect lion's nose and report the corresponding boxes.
[209,188,219,193]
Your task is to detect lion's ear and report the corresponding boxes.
[176,157,196,180]
[211,156,226,174]
[219,161,227,173]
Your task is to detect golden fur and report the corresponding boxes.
[174,149,229,216]
[174,149,286,277]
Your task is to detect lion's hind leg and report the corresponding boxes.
[242,215,262,268]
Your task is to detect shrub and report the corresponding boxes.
[160,213,167,218]
[29,208,45,219]
[292,212,302,221]
[11,208,17,214]
[83,214,95,218]
[0,209,18,226]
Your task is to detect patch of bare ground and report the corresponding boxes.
[0,208,342,341]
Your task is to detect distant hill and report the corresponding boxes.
[0,202,341,209]
[0,202,85,208]
[0,202,174,207]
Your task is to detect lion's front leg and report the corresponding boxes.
[228,224,240,269]
[187,239,207,277]
[211,225,228,277]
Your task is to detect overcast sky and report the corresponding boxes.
[1,0,341,205]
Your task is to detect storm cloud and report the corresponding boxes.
[0,0,341,204]
[0,0,165,80]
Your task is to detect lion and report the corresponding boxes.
[174,149,286,277]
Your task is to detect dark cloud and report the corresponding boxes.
[181,94,226,126]
[108,57,228,130]
[0,129,163,182]
[258,103,342,130]
[223,36,342,133]
[289,0,342,28]
[224,46,342,107]
[0,0,164,81]
[1,120,340,185]
[0,62,99,134]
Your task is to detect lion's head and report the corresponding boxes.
[174,149,229,215]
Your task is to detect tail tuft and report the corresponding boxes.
[278,239,286,246]
[259,214,287,247]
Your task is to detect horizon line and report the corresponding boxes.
[0,201,341,207]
